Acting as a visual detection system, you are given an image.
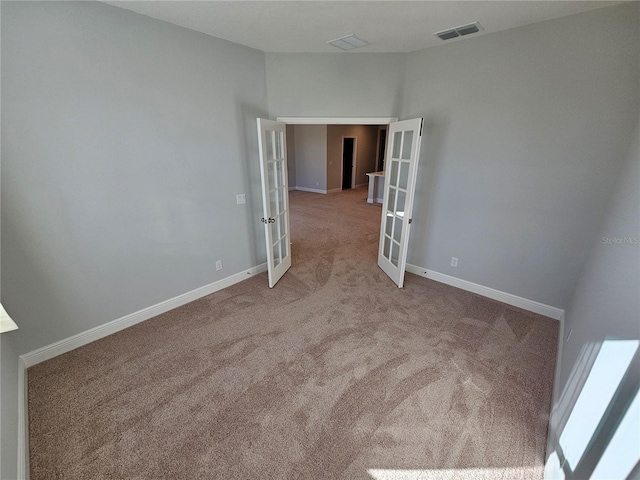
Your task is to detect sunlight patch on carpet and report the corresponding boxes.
[367,466,541,480]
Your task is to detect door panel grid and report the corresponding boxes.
[377,118,423,287]
[258,119,291,288]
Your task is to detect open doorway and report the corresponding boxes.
[341,137,356,190]
[375,127,387,172]
[285,123,386,194]
[259,116,423,289]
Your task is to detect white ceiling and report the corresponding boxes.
[103,1,624,53]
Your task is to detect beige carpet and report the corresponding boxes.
[28,187,558,480]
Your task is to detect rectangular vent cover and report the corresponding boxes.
[435,22,483,41]
[328,34,369,51]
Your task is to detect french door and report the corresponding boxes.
[257,119,291,287]
[377,118,423,288]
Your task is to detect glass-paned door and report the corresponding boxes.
[257,119,291,288]
[377,118,423,288]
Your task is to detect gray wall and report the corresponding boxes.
[547,118,639,477]
[1,2,268,478]
[265,53,406,118]
[292,125,327,191]
[401,3,639,308]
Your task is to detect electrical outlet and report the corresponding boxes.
[215,260,223,271]
[450,257,458,267]
[236,194,246,205]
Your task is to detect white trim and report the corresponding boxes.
[367,197,384,204]
[16,263,268,477]
[545,311,565,480]
[276,117,398,125]
[17,358,28,480]
[294,186,326,194]
[19,263,268,369]
[405,264,565,320]
[288,186,297,191]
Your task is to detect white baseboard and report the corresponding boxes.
[544,310,565,480]
[17,357,28,480]
[288,186,297,191]
[17,262,268,478]
[366,197,384,204]
[405,264,565,320]
[295,186,327,194]
[20,263,268,369]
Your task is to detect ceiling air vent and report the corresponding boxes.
[328,34,369,51]
[434,22,483,41]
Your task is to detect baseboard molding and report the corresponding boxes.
[544,311,565,480]
[326,188,342,194]
[288,186,297,191]
[20,263,268,369]
[366,197,384,204]
[16,262,268,478]
[295,186,327,194]
[17,357,28,480]
[405,264,565,320]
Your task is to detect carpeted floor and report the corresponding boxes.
[28,187,559,480]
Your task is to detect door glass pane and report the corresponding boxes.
[396,190,406,217]
[391,241,399,267]
[280,159,287,186]
[393,216,403,243]
[390,160,399,187]
[277,187,285,211]
[270,131,277,160]
[279,214,286,240]
[401,131,413,160]
[269,189,278,215]
[272,240,281,267]
[275,131,282,159]
[385,213,393,237]
[280,132,285,159]
[268,161,276,189]
[392,131,402,158]
[398,162,409,190]
[281,239,288,259]
[383,236,391,259]
[270,220,279,243]
[276,160,284,188]
[387,187,396,213]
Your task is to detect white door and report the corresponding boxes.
[377,118,423,288]
[257,119,291,288]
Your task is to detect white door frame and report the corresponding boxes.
[375,126,388,173]
[277,117,398,125]
[340,136,357,190]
